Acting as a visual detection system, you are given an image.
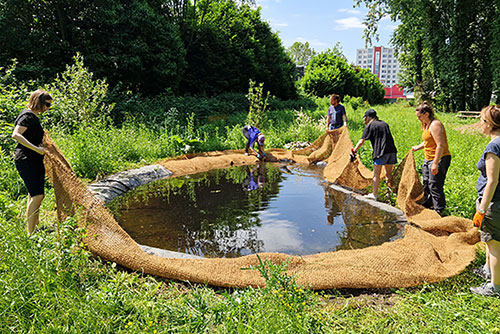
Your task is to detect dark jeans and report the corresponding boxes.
[421,155,451,214]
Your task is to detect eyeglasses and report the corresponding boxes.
[45,102,51,108]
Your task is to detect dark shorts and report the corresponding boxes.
[15,159,45,197]
[477,198,500,242]
[373,152,397,166]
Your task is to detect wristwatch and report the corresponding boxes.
[478,208,486,214]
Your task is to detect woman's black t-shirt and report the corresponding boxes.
[14,110,44,163]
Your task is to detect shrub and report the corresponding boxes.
[45,53,114,131]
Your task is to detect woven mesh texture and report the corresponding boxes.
[43,127,479,289]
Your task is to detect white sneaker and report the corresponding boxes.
[363,193,377,200]
[470,282,500,297]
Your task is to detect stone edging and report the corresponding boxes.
[87,164,172,204]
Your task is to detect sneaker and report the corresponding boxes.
[470,282,500,297]
[363,193,377,200]
[472,266,491,280]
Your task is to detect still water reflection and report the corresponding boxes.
[109,163,405,258]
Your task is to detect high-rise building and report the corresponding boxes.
[355,46,401,88]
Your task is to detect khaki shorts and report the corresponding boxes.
[477,198,500,242]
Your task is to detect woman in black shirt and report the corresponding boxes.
[11,89,52,234]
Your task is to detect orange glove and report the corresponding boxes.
[473,210,485,228]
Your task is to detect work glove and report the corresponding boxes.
[473,210,485,228]
[349,149,357,163]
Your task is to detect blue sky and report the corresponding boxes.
[255,0,398,63]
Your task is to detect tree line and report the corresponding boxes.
[0,0,297,99]
[357,0,500,111]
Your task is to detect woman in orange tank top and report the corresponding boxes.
[411,101,451,215]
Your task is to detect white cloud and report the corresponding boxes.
[295,37,328,48]
[334,17,365,30]
[338,8,363,15]
[271,19,289,27]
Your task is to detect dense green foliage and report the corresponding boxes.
[0,0,296,99]
[302,49,385,104]
[1,30,499,333]
[1,96,499,331]
[357,0,499,111]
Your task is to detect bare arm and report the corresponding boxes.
[11,125,45,155]
[479,153,500,213]
[326,115,331,131]
[353,138,365,153]
[412,142,424,151]
[429,120,447,175]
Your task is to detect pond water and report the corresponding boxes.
[109,163,405,258]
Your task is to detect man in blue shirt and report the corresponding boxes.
[326,94,347,131]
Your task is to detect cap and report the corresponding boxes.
[364,109,377,118]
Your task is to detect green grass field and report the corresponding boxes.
[1,101,499,333]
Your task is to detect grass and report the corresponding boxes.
[1,100,499,333]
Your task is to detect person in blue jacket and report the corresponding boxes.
[242,125,266,160]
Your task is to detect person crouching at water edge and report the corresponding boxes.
[326,94,347,131]
[11,89,52,234]
[242,125,266,160]
[352,109,397,201]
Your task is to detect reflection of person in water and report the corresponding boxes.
[243,164,265,192]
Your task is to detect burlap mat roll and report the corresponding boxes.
[43,127,479,289]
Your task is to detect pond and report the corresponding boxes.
[109,163,405,258]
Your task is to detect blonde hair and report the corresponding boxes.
[26,89,52,113]
[481,105,500,131]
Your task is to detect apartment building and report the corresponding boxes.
[355,46,400,88]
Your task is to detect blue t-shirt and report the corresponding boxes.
[242,125,261,146]
[477,137,500,200]
[327,104,346,129]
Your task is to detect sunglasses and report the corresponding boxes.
[45,102,51,108]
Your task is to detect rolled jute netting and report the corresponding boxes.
[42,126,480,289]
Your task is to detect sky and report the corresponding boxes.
[255,0,398,64]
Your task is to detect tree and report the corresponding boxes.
[0,0,186,95]
[356,0,498,112]
[0,0,296,98]
[178,0,296,99]
[286,41,317,66]
[301,50,384,104]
